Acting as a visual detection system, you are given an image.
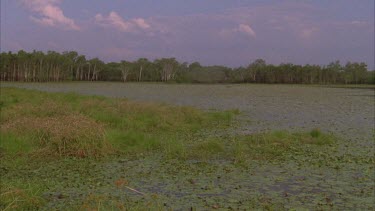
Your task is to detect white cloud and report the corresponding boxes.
[237,24,256,37]
[219,24,256,39]
[133,18,151,29]
[22,0,80,30]
[94,11,151,32]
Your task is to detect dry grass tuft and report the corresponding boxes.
[0,185,44,210]
[1,114,111,158]
[1,101,72,121]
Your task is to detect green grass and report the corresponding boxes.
[0,87,343,210]
[0,183,45,211]
[0,87,236,159]
[0,133,35,157]
[187,138,226,160]
[232,130,336,163]
[0,87,337,162]
[180,129,336,162]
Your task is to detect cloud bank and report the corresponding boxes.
[95,11,150,32]
[22,0,80,30]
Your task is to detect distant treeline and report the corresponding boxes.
[1,50,374,84]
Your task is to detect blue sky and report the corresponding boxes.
[1,0,374,68]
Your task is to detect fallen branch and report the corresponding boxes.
[125,186,146,196]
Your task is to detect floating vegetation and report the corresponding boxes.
[0,86,373,210]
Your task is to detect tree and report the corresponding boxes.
[135,58,149,82]
[1,50,373,84]
[325,61,341,84]
[90,58,104,81]
[189,62,202,70]
[344,62,367,84]
[74,55,85,80]
[155,58,179,82]
[247,59,266,82]
[120,60,132,82]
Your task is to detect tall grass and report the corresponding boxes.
[0,183,45,211]
[0,88,236,159]
[232,130,336,164]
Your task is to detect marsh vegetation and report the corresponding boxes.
[1,0,374,209]
[0,84,373,210]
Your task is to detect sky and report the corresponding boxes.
[1,0,374,69]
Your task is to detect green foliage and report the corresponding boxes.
[0,50,373,84]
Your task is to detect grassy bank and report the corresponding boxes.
[0,87,351,210]
[0,87,235,159]
[0,87,237,209]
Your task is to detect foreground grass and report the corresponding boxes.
[187,129,336,164]
[0,87,345,210]
[0,87,235,159]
